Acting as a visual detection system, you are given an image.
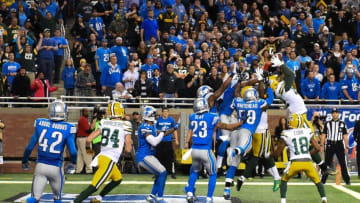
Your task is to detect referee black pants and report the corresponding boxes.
[324,141,350,183]
[156,141,175,175]
[357,143,360,176]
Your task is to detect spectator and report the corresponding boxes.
[140,55,159,79]
[184,65,200,98]
[151,67,160,97]
[76,0,93,23]
[95,38,110,95]
[301,71,321,101]
[2,52,20,94]
[141,9,159,41]
[133,69,153,98]
[158,5,177,32]
[70,14,88,42]
[62,58,77,96]
[37,29,57,84]
[7,17,20,44]
[75,63,95,96]
[123,62,139,94]
[112,82,133,102]
[101,55,122,97]
[17,37,38,84]
[71,40,86,70]
[0,72,8,96]
[286,51,300,72]
[173,0,185,23]
[341,68,360,102]
[159,64,177,99]
[321,74,342,100]
[51,28,68,84]
[31,71,57,100]
[11,67,31,98]
[89,9,105,41]
[34,1,66,35]
[0,120,4,157]
[313,10,324,34]
[129,52,142,72]
[155,107,178,179]
[17,4,27,27]
[110,37,128,71]
[206,67,222,91]
[76,108,93,174]
[174,57,188,98]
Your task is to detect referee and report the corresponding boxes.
[353,119,360,179]
[320,108,350,185]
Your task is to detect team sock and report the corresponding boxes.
[156,171,167,197]
[225,166,236,180]
[151,176,158,195]
[100,180,122,197]
[207,174,217,197]
[316,182,326,198]
[280,181,287,198]
[268,166,280,180]
[74,185,97,203]
[188,167,200,193]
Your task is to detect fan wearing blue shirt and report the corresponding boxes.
[38,28,58,84]
[100,55,122,97]
[61,59,76,96]
[141,56,159,79]
[155,108,178,179]
[141,10,159,42]
[110,37,128,71]
[2,52,21,90]
[312,10,324,33]
[301,71,321,100]
[89,10,106,41]
[341,68,360,101]
[286,51,300,72]
[52,28,68,84]
[321,74,342,100]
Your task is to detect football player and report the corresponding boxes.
[224,84,273,200]
[136,106,179,203]
[22,99,77,203]
[271,114,327,203]
[236,83,281,193]
[270,54,329,176]
[74,101,132,203]
[184,98,244,203]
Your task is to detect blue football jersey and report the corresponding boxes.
[189,112,220,149]
[231,98,266,134]
[23,118,77,167]
[136,123,157,163]
[219,78,238,116]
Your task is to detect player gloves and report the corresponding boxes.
[271,54,284,67]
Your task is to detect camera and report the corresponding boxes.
[93,105,106,120]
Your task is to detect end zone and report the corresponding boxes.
[11,193,239,203]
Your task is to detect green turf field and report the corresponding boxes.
[0,174,359,203]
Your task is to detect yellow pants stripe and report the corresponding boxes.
[252,130,271,158]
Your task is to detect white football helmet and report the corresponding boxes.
[193,98,209,113]
[196,85,214,99]
[142,106,157,122]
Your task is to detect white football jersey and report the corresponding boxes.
[98,119,132,162]
[281,128,313,161]
[275,81,307,115]
[255,111,268,132]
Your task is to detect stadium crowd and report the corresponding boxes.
[0,0,360,103]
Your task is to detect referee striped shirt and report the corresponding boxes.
[322,120,348,141]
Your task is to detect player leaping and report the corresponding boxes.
[269,54,330,176]
[184,98,244,203]
[271,114,327,203]
[74,101,133,203]
[22,99,77,203]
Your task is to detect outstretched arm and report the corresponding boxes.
[234,79,261,98]
[217,120,243,131]
[209,73,234,107]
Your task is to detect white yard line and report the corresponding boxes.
[330,184,360,200]
[1,180,360,186]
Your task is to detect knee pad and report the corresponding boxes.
[26,197,37,203]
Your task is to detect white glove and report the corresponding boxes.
[255,67,263,81]
[271,54,284,67]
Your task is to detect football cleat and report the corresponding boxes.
[223,188,231,200]
[236,178,244,191]
[206,197,213,203]
[321,197,327,203]
[146,194,156,203]
[273,180,280,192]
[186,192,194,203]
[327,166,338,176]
[90,197,101,203]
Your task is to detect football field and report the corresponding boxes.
[0,174,360,203]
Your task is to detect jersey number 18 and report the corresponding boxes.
[291,136,309,155]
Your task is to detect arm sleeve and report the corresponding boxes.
[145,132,164,146]
[265,88,274,106]
[280,64,294,91]
[354,121,360,141]
[66,133,77,164]
[322,122,328,134]
[342,122,348,135]
[22,132,39,163]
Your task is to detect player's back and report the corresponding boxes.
[281,128,313,161]
[233,97,265,134]
[275,81,307,114]
[189,112,219,150]
[35,118,76,167]
[136,122,156,162]
[99,119,132,162]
